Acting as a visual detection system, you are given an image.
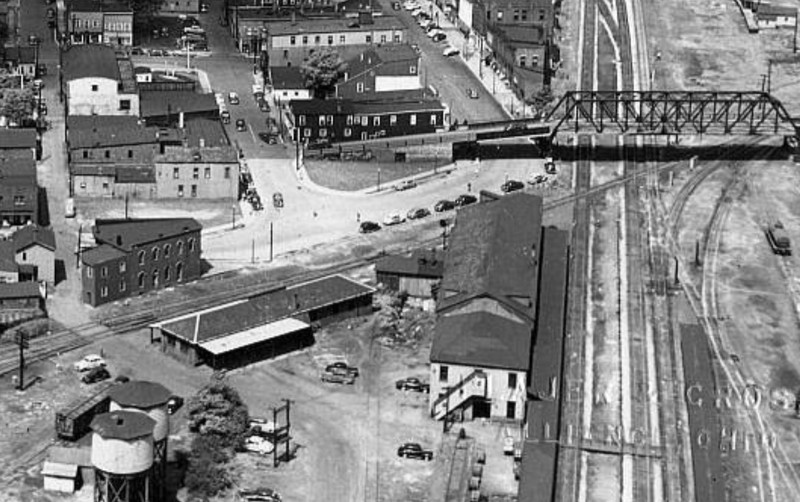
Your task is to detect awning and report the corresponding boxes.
[42,461,78,479]
[199,317,310,355]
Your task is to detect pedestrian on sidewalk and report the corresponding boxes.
[357,212,361,223]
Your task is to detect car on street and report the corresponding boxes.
[383,213,405,226]
[249,417,277,435]
[529,174,549,185]
[434,199,456,212]
[455,194,477,206]
[130,46,146,55]
[466,88,479,99]
[427,29,444,38]
[359,221,381,233]
[397,442,433,460]
[74,354,106,372]
[432,32,447,42]
[258,99,271,112]
[395,377,430,393]
[220,110,231,124]
[407,207,431,220]
[325,362,359,377]
[166,395,184,414]
[321,371,356,384]
[393,179,417,191]
[273,192,284,208]
[115,375,130,383]
[443,46,460,57]
[501,180,525,193]
[228,92,240,105]
[258,132,278,144]
[236,118,247,131]
[38,102,48,115]
[238,488,282,502]
[37,64,47,76]
[82,367,111,384]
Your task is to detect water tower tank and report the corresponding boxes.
[90,411,155,502]
[108,381,172,501]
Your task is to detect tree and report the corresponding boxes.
[0,71,36,126]
[184,435,232,498]
[186,378,250,450]
[300,48,347,98]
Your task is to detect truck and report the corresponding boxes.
[55,381,116,440]
[766,221,792,256]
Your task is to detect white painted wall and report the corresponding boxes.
[429,362,527,420]
[67,77,139,116]
[375,75,421,92]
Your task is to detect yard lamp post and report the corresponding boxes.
[377,167,381,191]
[30,36,40,79]
[439,219,448,249]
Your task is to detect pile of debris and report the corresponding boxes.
[372,292,434,347]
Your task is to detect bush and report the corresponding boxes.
[185,435,232,498]
[186,378,250,451]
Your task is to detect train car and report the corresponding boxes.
[55,381,116,440]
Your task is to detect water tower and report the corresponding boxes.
[90,411,155,502]
[108,381,171,501]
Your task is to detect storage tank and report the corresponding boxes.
[108,381,172,501]
[90,411,155,502]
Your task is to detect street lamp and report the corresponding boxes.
[377,167,381,191]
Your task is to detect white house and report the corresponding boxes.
[270,66,312,106]
[62,45,139,116]
[757,4,798,28]
[42,461,79,493]
[12,225,56,284]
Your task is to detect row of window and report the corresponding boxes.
[81,147,137,159]
[0,195,26,206]
[438,365,519,389]
[98,263,186,298]
[298,113,438,128]
[137,238,195,265]
[287,33,400,46]
[172,167,232,180]
[71,19,132,31]
[518,54,539,67]
[486,8,546,22]
[105,23,132,32]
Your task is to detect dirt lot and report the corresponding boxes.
[305,158,450,191]
[74,197,242,232]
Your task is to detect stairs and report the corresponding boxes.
[431,370,488,420]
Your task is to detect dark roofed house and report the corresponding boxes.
[270,66,312,104]
[81,218,202,306]
[139,92,220,126]
[0,281,44,311]
[12,225,56,283]
[0,240,18,283]
[0,45,37,78]
[0,128,38,160]
[62,45,139,116]
[0,156,39,227]
[375,249,443,298]
[336,45,421,99]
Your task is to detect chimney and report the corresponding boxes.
[178,111,185,129]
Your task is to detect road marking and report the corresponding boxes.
[248,123,257,143]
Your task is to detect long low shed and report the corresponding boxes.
[149,274,375,369]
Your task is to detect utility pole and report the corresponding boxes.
[767,59,773,94]
[269,222,274,261]
[251,239,255,264]
[124,193,129,219]
[794,9,799,53]
[231,205,236,230]
[15,330,29,391]
[76,223,82,269]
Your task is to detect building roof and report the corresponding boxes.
[200,317,311,355]
[183,118,231,148]
[93,218,202,251]
[70,164,119,177]
[430,311,532,370]
[63,45,121,82]
[495,24,547,45]
[69,0,133,12]
[47,446,92,467]
[759,4,798,17]
[516,441,557,502]
[0,155,37,183]
[0,240,17,274]
[140,92,219,119]
[1,46,36,65]
[270,66,307,90]
[344,44,418,80]
[155,275,375,344]
[67,116,157,149]
[0,129,37,149]
[0,185,37,214]
[529,227,569,397]
[375,249,444,279]
[267,15,403,36]
[156,147,239,164]
[442,193,542,307]
[526,399,560,441]
[290,97,443,115]
[0,282,40,299]
[41,461,79,479]
[90,411,155,440]
[81,244,127,266]
[108,381,172,408]
[12,225,56,252]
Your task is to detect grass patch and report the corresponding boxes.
[304,159,446,191]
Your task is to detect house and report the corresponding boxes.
[289,94,446,143]
[0,128,39,161]
[161,0,200,14]
[0,154,39,227]
[270,66,313,105]
[154,147,239,200]
[475,0,554,34]
[375,249,443,298]
[62,45,139,116]
[0,281,44,310]
[757,4,797,28]
[335,45,421,99]
[66,0,134,46]
[139,91,220,127]
[491,24,548,102]
[0,240,18,283]
[80,218,202,306]
[12,225,56,283]
[0,45,37,79]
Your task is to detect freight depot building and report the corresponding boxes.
[149,275,375,368]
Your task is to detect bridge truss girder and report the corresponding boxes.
[547,91,800,137]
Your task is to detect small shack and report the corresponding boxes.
[43,446,92,493]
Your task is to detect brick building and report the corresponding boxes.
[0,153,39,227]
[80,218,202,306]
[66,0,134,46]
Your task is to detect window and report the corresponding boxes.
[13,195,24,206]
[439,365,448,382]
[105,150,110,159]
[319,115,326,126]
[532,55,539,67]
[513,9,519,21]
[365,35,372,43]
[178,184,184,197]
[410,114,417,126]
[80,182,87,189]
[152,269,160,288]
[390,115,397,126]
[304,128,311,137]
[519,55,526,67]
[302,35,308,44]
[176,262,184,281]
[164,266,171,281]
[189,238,196,251]
[326,115,333,125]
[204,167,211,179]
[138,250,145,265]
[410,65,417,74]
[290,35,296,45]
[521,9,528,21]
[91,84,98,92]
[539,9,545,21]
[119,261,126,273]
[319,128,327,137]
[373,116,380,126]
[344,127,352,137]
[315,35,321,44]
[346,115,353,126]
[138,272,145,288]
[127,150,133,158]
[394,33,401,43]
[101,286,108,298]
[120,99,131,110]
[173,167,179,179]
[497,11,503,20]
[119,280,127,292]
[152,247,159,261]
[191,185,197,197]
[506,401,516,419]
[164,244,171,258]
[22,252,27,261]
[101,266,108,278]
[298,115,306,126]
[380,34,387,43]
[87,267,94,278]
[356,82,364,93]
[339,35,346,43]
[224,167,231,179]
[486,9,491,19]
[327,35,333,45]
[177,241,184,255]
[430,114,438,125]
[508,372,518,389]
[192,167,199,179]
[361,116,368,126]
[83,151,89,159]
[283,50,289,59]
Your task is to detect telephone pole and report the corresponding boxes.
[15,330,29,391]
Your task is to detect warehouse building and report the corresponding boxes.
[149,274,375,369]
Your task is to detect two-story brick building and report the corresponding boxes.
[335,45,421,98]
[80,218,202,306]
[289,93,446,143]
[62,44,139,116]
[154,147,239,200]
[66,0,134,46]
[0,128,39,161]
[0,153,39,227]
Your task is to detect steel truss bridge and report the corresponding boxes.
[545,91,800,139]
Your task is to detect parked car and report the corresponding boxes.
[455,194,477,206]
[443,46,460,57]
[82,367,110,384]
[326,362,359,377]
[529,174,549,185]
[434,199,455,212]
[383,213,405,226]
[249,417,277,435]
[220,110,231,124]
[38,102,47,115]
[167,395,185,414]
[37,64,47,76]
[114,375,130,383]
[393,179,417,191]
[397,442,433,460]
[407,207,431,220]
[258,132,278,144]
[74,354,106,372]
[183,25,205,35]
[273,192,284,208]
[321,371,356,384]
[501,180,525,193]
[228,92,240,104]
[236,118,247,132]
[359,221,381,233]
[258,99,271,112]
[238,488,282,502]
[503,436,515,455]
[244,435,275,455]
[432,32,447,42]
[428,29,444,38]
[466,88,479,99]
[395,377,430,393]
[200,2,210,12]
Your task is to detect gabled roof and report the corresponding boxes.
[81,244,126,266]
[0,129,37,149]
[12,225,56,252]
[270,66,306,90]
[183,118,230,148]
[430,311,532,370]
[93,218,202,251]
[0,241,17,273]
[67,116,157,149]
[139,92,219,118]
[437,288,534,323]
[375,249,444,279]
[343,45,418,81]
[517,441,557,502]
[63,45,121,82]
[0,155,37,182]
[0,282,40,299]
